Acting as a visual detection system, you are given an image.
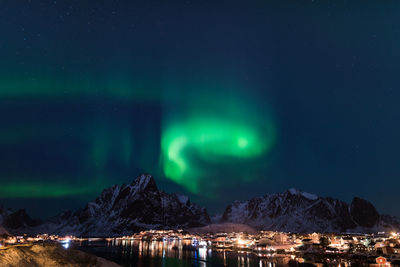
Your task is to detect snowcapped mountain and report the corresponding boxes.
[3,180,399,236]
[220,188,399,233]
[34,174,210,237]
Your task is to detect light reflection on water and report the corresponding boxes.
[75,239,354,267]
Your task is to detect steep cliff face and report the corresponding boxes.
[221,188,398,233]
[38,174,210,236]
[350,197,380,228]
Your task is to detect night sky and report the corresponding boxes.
[1,0,400,218]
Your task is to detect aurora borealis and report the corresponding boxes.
[2,0,400,218]
[162,117,275,194]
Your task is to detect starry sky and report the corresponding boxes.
[1,0,400,218]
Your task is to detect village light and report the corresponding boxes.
[376,256,387,265]
[237,238,247,245]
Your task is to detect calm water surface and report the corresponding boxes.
[73,239,364,267]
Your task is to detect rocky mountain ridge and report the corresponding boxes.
[220,188,399,233]
[4,174,210,237]
[1,178,399,235]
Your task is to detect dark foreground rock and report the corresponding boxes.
[0,243,120,267]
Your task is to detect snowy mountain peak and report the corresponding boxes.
[132,173,158,192]
[222,188,399,233]
[175,194,189,205]
[19,173,211,237]
[287,188,300,194]
[287,188,318,200]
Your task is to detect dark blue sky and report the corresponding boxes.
[1,0,400,218]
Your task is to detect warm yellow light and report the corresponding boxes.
[237,238,247,245]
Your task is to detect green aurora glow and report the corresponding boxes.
[161,117,276,193]
[0,75,276,199]
[2,0,400,218]
[0,182,95,198]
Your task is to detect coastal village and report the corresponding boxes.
[1,230,400,266]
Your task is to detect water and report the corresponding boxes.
[74,239,295,267]
[73,239,370,267]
